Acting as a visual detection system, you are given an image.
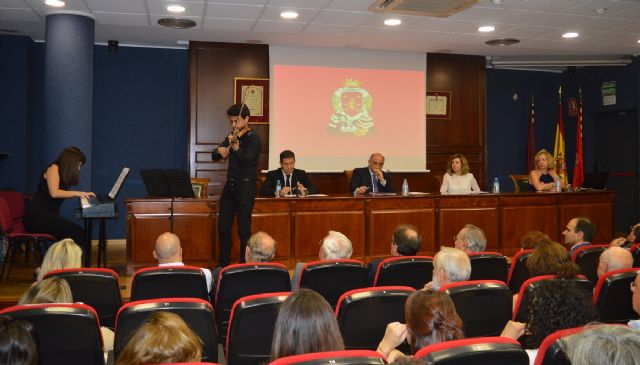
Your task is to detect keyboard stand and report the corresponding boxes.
[78,213,118,268]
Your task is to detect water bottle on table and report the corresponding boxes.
[275,180,282,198]
[402,179,410,196]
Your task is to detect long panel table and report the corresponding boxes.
[126,191,615,273]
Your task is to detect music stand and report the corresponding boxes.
[140,169,196,198]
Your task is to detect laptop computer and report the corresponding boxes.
[578,172,609,190]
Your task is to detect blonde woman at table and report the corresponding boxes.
[528,149,563,192]
[440,154,481,194]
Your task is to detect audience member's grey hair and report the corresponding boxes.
[434,247,471,282]
[462,224,486,252]
[563,325,640,365]
[321,231,352,260]
[247,231,277,262]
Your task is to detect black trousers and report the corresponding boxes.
[23,210,86,259]
[217,178,256,267]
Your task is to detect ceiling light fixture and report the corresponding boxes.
[562,32,579,38]
[167,5,186,13]
[280,11,299,19]
[384,18,402,26]
[485,38,520,46]
[478,25,495,32]
[157,18,196,29]
[45,0,65,7]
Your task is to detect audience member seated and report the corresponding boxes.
[597,246,633,278]
[0,315,38,365]
[376,290,464,363]
[528,149,563,192]
[525,240,581,278]
[115,311,203,365]
[270,289,344,361]
[153,231,212,292]
[562,217,596,254]
[610,223,640,249]
[424,247,471,290]
[520,230,551,250]
[367,224,422,285]
[501,280,599,365]
[36,238,82,281]
[439,153,481,194]
[453,224,486,254]
[629,271,640,329]
[291,230,353,289]
[563,325,640,365]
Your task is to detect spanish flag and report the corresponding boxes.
[553,86,568,184]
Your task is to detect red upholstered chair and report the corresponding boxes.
[593,267,639,323]
[335,286,414,350]
[114,298,217,363]
[0,193,55,280]
[44,267,122,329]
[468,251,509,282]
[507,249,533,293]
[226,292,291,365]
[298,259,368,308]
[571,244,609,284]
[513,275,592,322]
[439,280,512,337]
[414,337,528,364]
[1,303,104,365]
[130,265,209,302]
[268,350,386,365]
[631,243,640,268]
[372,256,433,289]
[215,263,291,346]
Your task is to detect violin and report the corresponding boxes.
[229,125,251,145]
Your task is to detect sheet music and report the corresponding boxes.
[108,167,130,199]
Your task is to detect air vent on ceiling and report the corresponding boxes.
[369,0,478,17]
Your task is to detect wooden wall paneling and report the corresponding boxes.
[558,192,615,244]
[500,195,558,255]
[438,195,500,251]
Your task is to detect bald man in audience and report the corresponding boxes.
[367,224,422,285]
[153,232,213,292]
[291,230,353,289]
[424,247,471,290]
[597,246,633,278]
[454,224,487,253]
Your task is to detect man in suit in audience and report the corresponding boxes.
[610,223,640,248]
[153,232,213,292]
[424,247,471,290]
[350,153,394,195]
[629,271,640,329]
[563,217,596,254]
[291,230,352,289]
[597,246,633,278]
[260,149,316,197]
[453,224,487,254]
[367,224,422,285]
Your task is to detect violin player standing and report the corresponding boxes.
[212,104,261,267]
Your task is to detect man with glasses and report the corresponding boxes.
[350,153,394,195]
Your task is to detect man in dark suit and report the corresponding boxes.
[367,224,422,285]
[350,152,394,194]
[260,150,316,197]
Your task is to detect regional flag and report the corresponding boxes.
[573,88,584,187]
[527,96,536,173]
[553,86,568,184]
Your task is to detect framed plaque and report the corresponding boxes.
[426,91,451,120]
[234,77,269,124]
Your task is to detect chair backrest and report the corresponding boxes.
[439,280,512,337]
[572,244,608,284]
[344,170,354,185]
[510,175,530,193]
[44,267,122,328]
[114,298,217,363]
[631,244,640,268]
[226,292,291,365]
[298,259,368,308]
[1,303,104,365]
[468,252,509,282]
[414,337,528,365]
[513,275,592,322]
[593,268,639,323]
[0,190,25,225]
[373,256,433,289]
[0,196,14,232]
[215,263,291,345]
[335,286,415,350]
[268,350,386,365]
[507,250,533,293]
[130,265,209,302]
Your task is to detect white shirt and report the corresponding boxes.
[526,349,538,365]
[440,173,481,194]
[159,261,213,293]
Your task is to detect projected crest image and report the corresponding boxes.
[329,79,374,136]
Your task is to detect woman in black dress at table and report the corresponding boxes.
[528,149,563,192]
[23,146,94,256]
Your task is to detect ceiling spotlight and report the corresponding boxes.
[594,8,607,15]
[157,18,196,29]
[167,5,186,13]
[280,11,299,19]
[384,18,402,26]
[45,0,65,7]
[637,39,640,44]
[562,32,579,38]
[485,38,520,46]
[490,0,503,4]
[478,25,495,32]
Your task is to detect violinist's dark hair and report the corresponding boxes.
[227,104,250,118]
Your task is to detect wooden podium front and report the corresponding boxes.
[126,191,615,273]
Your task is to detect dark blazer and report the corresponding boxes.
[349,167,394,193]
[259,168,317,197]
